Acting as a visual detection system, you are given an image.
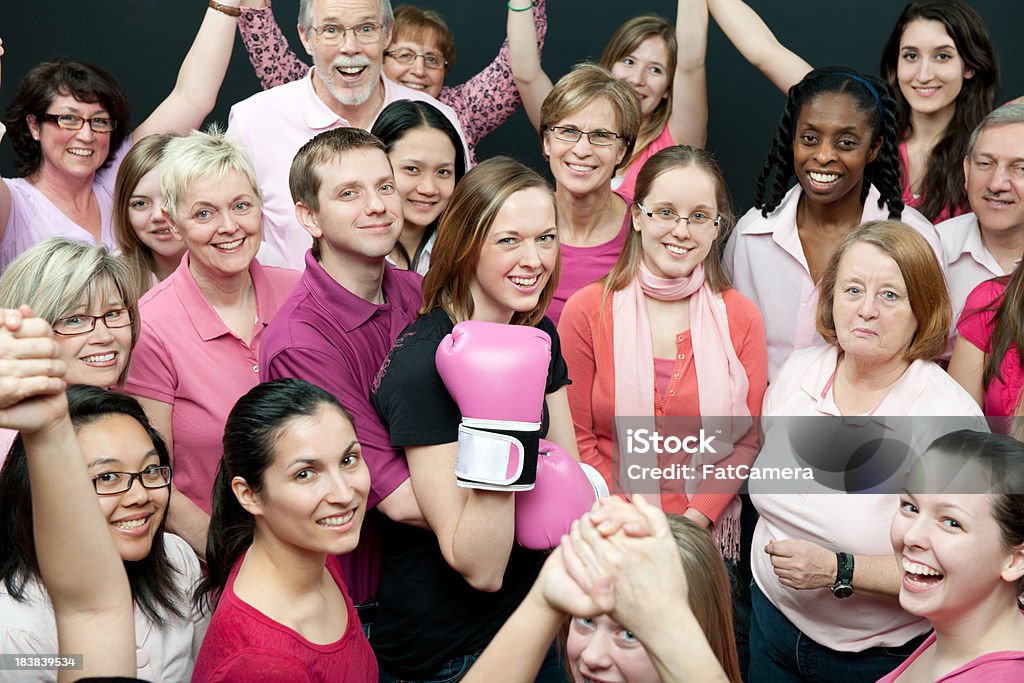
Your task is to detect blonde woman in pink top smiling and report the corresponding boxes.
[125,129,300,560]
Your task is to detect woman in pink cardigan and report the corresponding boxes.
[558,144,767,565]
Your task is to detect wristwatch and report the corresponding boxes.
[831,552,854,599]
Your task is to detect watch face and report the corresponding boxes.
[832,585,854,599]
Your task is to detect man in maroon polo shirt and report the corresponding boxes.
[259,127,424,608]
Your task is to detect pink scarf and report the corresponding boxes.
[611,261,752,557]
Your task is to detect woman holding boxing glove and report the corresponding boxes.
[371,156,586,682]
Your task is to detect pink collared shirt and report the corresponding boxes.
[124,254,300,514]
[724,185,945,382]
[937,212,1013,322]
[227,70,470,271]
[751,345,986,652]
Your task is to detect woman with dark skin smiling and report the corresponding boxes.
[723,67,943,383]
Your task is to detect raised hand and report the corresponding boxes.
[0,306,68,434]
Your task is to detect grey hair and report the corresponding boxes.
[0,238,141,385]
[966,104,1024,159]
[298,0,395,31]
[160,125,262,225]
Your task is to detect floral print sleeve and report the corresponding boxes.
[439,0,548,148]
[238,1,309,89]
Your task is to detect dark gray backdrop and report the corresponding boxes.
[3,0,1022,209]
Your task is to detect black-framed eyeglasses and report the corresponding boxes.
[384,49,447,70]
[93,465,172,495]
[546,126,622,147]
[310,21,384,44]
[41,113,116,134]
[636,202,722,230]
[53,308,133,336]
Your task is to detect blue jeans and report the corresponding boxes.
[377,639,567,683]
[748,584,927,683]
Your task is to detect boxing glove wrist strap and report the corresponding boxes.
[455,422,540,491]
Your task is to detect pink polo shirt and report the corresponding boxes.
[937,212,1012,323]
[228,70,470,271]
[751,345,985,652]
[724,184,944,382]
[124,254,300,513]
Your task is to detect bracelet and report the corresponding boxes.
[507,1,535,11]
[208,0,242,17]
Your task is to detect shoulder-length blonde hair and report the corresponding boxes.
[600,14,677,169]
[113,133,175,298]
[420,156,558,327]
[816,220,950,363]
[0,238,140,385]
[604,145,733,301]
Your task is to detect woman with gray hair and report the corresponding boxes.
[124,127,300,560]
[0,237,140,465]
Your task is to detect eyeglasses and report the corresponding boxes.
[547,126,622,147]
[53,308,133,336]
[384,49,447,70]
[310,22,384,45]
[93,465,172,495]
[636,203,721,230]
[41,113,116,134]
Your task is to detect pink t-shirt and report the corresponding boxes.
[877,632,1024,682]
[124,254,300,513]
[192,554,377,682]
[612,124,675,204]
[547,207,630,325]
[957,278,1020,423]
[0,139,131,270]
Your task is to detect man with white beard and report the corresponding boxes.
[228,0,469,270]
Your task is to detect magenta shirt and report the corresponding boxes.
[957,278,1020,429]
[612,124,675,204]
[124,254,300,513]
[877,632,1024,682]
[547,207,630,326]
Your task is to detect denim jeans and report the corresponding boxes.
[376,639,567,683]
[748,584,927,683]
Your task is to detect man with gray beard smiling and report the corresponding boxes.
[228,0,469,271]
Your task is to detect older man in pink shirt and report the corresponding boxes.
[228,0,470,270]
[939,105,1024,323]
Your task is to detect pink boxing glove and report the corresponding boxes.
[515,440,610,550]
[436,320,552,491]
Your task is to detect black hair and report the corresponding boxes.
[0,385,183,624]
[194,378,354,612]
[754,67,904,220]
[2,59,131,178]
[370,100,466,272]
[880,0,998,221]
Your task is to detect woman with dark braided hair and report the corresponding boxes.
[723,67,943,381]
[708,0,1000,224]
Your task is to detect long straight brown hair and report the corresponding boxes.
[420,156,559,327]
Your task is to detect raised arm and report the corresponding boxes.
[133,0,243,141]
[669,0,709,147]
[0,39,12,237]
[444,0,550,145]
[237,0,309,89]
[707,0,812,93]
[509,0,553,131]
[0,309,134,681]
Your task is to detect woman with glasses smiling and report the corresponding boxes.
[0,0,245,270]
[0,237,140,467]
[0,384,205,682]
[559,144,767,592]
[538,64,640,324]
[236,0,548,155]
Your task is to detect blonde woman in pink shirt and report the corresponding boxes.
[749,220,985,682]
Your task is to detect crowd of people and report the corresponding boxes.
[1,0,1024,681]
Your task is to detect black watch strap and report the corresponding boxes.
[831,552,854,599]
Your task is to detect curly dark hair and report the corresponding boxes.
[754,67,904,221]
[880,0,998,221]
[2,58,131,178]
